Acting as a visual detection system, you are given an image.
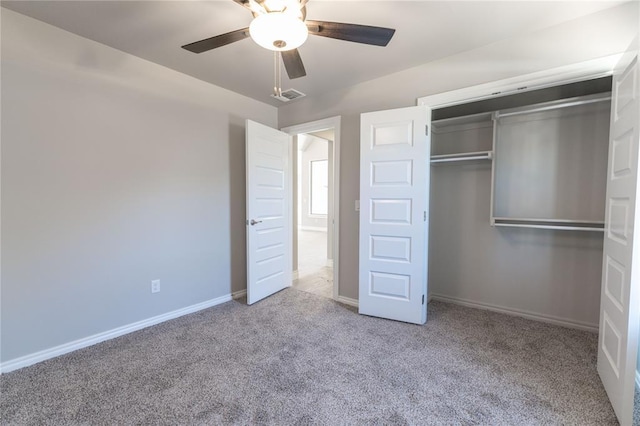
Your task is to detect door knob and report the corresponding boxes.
[250,219,262,226]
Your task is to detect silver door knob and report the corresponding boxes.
[250,219,262,226]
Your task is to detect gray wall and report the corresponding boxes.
[429,163,604,327]
[278,2,637,308]
[1,9,277,362]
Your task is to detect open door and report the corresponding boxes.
[359,106,430,324]
[598,40,640,426]
[246,120,292,305]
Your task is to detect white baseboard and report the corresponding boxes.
[292,270,299,280]
[430,293,598,333]
[636,369,640,390]
[232,289,247,299]
[326,259,334,268]
[0,294,234,374]
[336,295,359,308]
[299,226,327,232]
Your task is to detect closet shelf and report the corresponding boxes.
[492,217,605,232]
[494,93,611,119]
[430,151,493,164]
[432,112,494,134]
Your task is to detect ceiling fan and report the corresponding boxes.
[181,0,396,80]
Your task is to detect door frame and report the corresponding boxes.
[417,54,620,110]
[281,116,341,301]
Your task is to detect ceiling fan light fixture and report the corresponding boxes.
[249,12,308,51]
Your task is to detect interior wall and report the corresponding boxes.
[278,2,637,306]
[429,164,604,328]
[0,9,277,363]
[327,140,334,261]
[299,136,328,229]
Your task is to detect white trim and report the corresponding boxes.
[326,259,334,268]
[430,294,598,333]
[417,54,620,109]
[299,226,327,232]
[0,294,233,374]
[307,214,328,219]
[232,289,247,299]
[282,116,341,302]
[336,295,358,308]
[636,369,640,390]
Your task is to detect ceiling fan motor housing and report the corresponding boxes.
[249,12,308,51]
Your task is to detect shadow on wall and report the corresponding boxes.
[229,118,247,295]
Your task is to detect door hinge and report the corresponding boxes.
[423,211,427,222]
[422,294,425,305]
[425,124,429,136]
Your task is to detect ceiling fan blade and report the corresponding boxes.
[231,0,252,9]
[281,49,307,79]
[232,0,264,16]
[306,21,395,47]
[182,28,250,53]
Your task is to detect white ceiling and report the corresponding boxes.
[1,1,630,106]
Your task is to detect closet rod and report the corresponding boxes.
[495,95,611,119]
[492,217,605,225]
[493,222,605,232]
[430,151,493,163]
[492,217,605,232]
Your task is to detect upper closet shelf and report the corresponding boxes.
[430,150,493,164]
[494,93,611,119]
[432,112,493,134]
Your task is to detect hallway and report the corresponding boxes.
[293,229,333,299]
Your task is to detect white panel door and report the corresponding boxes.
[359,106,430,324]
[246,120,292,305]
[598,41,640,426]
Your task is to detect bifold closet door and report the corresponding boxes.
[359,106,430,325]
[597,40,640,426]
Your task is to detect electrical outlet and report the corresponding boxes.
[151,279,160,293]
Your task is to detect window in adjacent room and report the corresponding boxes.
[310,159,328,216]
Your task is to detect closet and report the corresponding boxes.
[428,77,612,330]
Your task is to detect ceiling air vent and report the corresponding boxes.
[271,89,306,102]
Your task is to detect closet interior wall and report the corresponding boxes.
[428,82,611,330]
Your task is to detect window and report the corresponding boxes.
[310,159,328,216]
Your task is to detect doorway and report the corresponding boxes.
[294,132,333,298]
[281,117,341,301]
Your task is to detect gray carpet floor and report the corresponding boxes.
[1,288,617,425]
[634,385,639,425]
